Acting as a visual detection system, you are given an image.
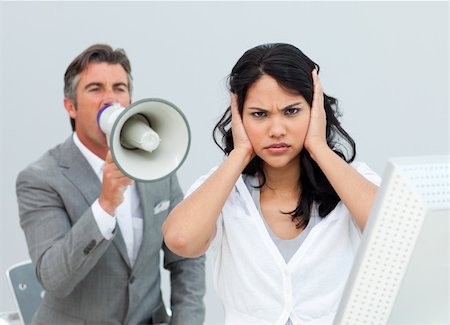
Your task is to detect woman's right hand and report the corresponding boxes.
[230,94,255,161]
[163,94,255,258]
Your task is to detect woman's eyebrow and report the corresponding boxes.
[282,102,303,110]
[247,106,268,112]
[247,102,303,111]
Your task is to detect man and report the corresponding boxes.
[16,44,205,324]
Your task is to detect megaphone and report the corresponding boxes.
[97,98,190,182]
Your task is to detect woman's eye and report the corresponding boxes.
[285,107,299,115]
[251,111,266,118]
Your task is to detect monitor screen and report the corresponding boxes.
[334,155,449,325]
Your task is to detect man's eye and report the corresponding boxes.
[285,108,299,115]
[88,87,100,92]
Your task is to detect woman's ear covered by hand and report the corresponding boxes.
[230,93,255,159]
[304,69,328,156]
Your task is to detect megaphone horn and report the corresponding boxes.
[97,98,191,182]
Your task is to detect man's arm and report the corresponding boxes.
[163,246,206,325]
[16,165,113,297]
[163,173,206,325]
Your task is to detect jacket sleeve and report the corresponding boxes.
[16,164,114,297]
[162,173,206,325]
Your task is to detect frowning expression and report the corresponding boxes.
[242,74,311,170]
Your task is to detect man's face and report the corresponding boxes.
[64,62,131,159]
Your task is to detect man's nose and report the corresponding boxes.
[101,94,120,108]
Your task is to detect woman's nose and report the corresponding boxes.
[268,117,286,138]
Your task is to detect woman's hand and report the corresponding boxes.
[304,69,328,158]
[230,94,255,161]
[302,70,378,230]
[163,94,255,258]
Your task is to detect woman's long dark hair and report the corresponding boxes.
[213,43,356,229]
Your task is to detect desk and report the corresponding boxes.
[0,312,20,325]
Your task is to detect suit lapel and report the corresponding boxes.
[59,138,100,206]
[58,136,131,268]
[131,183,156,272]
[113,232,132,268]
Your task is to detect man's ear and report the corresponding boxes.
[64,98,77,119]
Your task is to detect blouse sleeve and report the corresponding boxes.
[184,166,223,252]
[351,161,382,186]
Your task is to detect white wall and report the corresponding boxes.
[0,1,448,324]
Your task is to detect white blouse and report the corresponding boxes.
[186,162,381,325]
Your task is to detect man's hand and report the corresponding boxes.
[98,151,134,216]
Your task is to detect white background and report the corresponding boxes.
[0,1,448,324]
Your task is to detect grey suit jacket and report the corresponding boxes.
[16,136,205,325]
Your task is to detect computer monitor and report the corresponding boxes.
[334,155,449,325]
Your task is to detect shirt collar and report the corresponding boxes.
[72,132,104,180]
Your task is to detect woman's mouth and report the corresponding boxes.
[265,143,290,154]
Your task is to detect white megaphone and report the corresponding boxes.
[97,98,190,182]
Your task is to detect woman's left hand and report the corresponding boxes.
[304,69,328,155]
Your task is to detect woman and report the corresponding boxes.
[163,43,381,324]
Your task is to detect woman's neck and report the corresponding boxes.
[259,162,303,239]
[260,163,301,198]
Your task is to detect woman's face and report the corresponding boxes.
[242,75,311,170]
